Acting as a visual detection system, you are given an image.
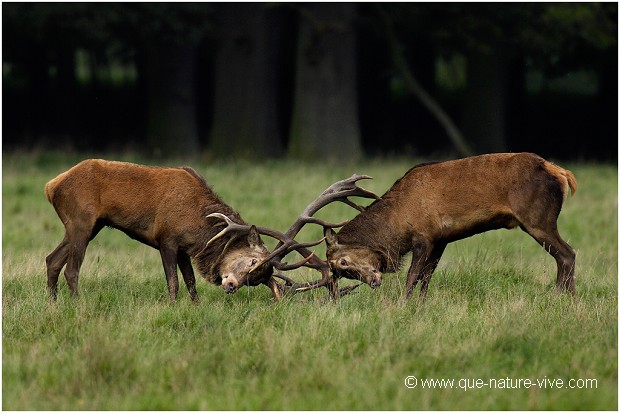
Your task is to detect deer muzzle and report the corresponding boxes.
[369,270,382,289]
[221,275,239,294]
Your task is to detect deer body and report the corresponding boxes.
[45,159,278,301]
[325,153,577,301]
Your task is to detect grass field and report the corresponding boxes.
[2,151,617,410]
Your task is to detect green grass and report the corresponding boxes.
[3,151,617,410]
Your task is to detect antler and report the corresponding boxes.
[285,174,379,235]
[264,174,380,295]
[204,212,324,282]
[205,213,247,247]
[206,174,380,297]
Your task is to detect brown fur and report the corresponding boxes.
[44,159,274,301]
[326,153,577,301]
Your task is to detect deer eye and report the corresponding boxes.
[250,258,258,266]
[339,258,348,267]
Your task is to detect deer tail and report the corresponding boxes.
[544,161,577,201]
[44,172,67,205]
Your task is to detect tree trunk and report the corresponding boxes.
[209,3,285,158]
[288,3,362,160]
[145,42,199,157]
[462,50,508,153]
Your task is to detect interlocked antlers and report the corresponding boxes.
[207,174,380,297]
[205,212,323,272]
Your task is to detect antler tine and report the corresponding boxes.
[301,174,378,213]
[342,174,381,200]
[272,272,332,295]
[205,213,251,246]
[285,236,325,251]
[272,272,325,296]
[250,237,329,274]
[245,227,326,274]
[260,235,327,265]
[272,272,297,285]
[338,198,368,213]
[273,252,316,271]
[285,174,379,239]
[296,216,349,229]
[206,214,299,255]
[207,212,235,224]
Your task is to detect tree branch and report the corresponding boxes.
[378,6,474,157]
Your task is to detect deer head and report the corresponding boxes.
[324,228,383,289]
[217,225,273,293]
[206,174,380,298]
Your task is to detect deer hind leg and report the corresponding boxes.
[46,233,70,300]
[64,232,91,298]
[511,171,575,294]
[159,245,180,302]
[178,251,199,302]
[521,224,575,294]
[63,219,106,298]
[49,209,103,299]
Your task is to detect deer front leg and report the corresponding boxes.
[266,277,284,301]
[405,252,431,301]
[327,276,340,300]
[159,246,180,302]
[418,243,446,301]
[178,251,199,302]
[404,238,444,302]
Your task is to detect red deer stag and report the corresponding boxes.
[324,153,577,301]
[44,159,315,302]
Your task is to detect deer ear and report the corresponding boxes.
[324,227,339,248]
[247,225,263,248]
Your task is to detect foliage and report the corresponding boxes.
[3,4,617,159]
[379,3,617,71]
[2,152,617,409]
[2,3,214,53]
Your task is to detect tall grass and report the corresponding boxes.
[3,151,617,410]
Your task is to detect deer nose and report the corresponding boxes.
[222,276,238,294]
[370,271,382,288]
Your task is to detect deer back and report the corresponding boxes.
[45,159,239,249]
[339,153,574,250]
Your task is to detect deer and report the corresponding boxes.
[323,153,577,302]
[45,159,379,302]
[44,159,319,302]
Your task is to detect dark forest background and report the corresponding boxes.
[3,3,618,160]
